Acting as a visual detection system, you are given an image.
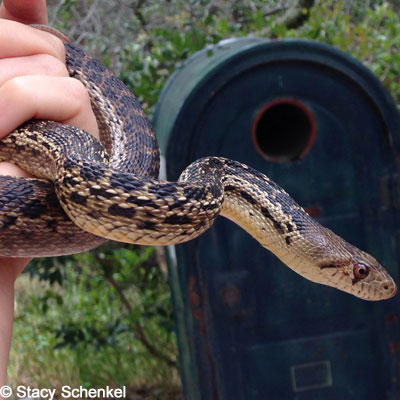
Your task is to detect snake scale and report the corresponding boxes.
[0,28,396,301]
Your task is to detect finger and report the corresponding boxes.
[0,162,33,177]
[0,20,64,62]
[0,56,71,180]
[0,54,68,85]
[0,75,99,140]
[0,0,47,25]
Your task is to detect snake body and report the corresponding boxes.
[0,39,396,301]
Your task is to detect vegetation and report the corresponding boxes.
[8,1,399,398]
[11,246,180,398]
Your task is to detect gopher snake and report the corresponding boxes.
[0,29,396,301]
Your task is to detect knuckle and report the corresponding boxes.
[4,76,27,95]
[2,76,37,106]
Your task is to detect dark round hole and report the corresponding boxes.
[252,99,316,162]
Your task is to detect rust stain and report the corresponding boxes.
[314,339,323,357]
[220,285,241,306]
[385,313,399,323]
[389,341,400,354]
[305,205,321,217]
[188,275,204,323]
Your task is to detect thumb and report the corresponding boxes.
[0,0,48,25]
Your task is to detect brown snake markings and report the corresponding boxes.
[0,38,396,300]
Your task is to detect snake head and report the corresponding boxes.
[319,251,397,300]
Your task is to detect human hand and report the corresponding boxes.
[0,0,99,386]
[0,3,99,267]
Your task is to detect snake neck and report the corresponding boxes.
[209,158,340,277]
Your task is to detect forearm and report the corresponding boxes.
[0,259,28,386]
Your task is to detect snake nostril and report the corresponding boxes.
[383,284,389,291]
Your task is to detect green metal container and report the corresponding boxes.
[153,38,400,400]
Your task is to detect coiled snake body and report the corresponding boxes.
[0,35,396,301]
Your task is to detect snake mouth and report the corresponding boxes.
[251,98,316,162]
[356,278,397,301]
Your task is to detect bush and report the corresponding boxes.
[10,245,179,392]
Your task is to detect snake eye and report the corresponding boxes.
[353,263,370,279]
